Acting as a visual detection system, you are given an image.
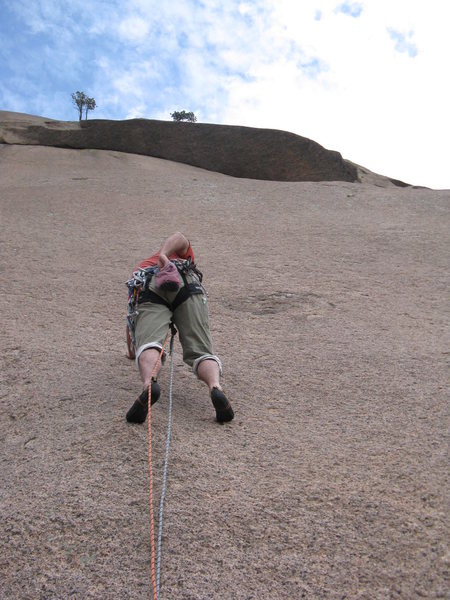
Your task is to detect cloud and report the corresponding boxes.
[335,2,363,18]
[388,28,418,58]
[117,16,150,43]
[298,57,329,79]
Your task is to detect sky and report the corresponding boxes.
[1,0,449,189]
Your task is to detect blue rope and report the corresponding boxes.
[156,329,176,597]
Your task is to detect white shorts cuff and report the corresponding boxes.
[192,355,223,377]
[135,342,166,366]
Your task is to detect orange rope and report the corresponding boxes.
[147,329,171,600]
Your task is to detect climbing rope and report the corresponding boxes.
[147,325,177,600]
[156,329,176,593]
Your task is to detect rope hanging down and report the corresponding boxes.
[147,324,177,600]
[156,328,176,593]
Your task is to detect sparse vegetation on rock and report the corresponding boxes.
[71,91,97,121]
[170,110,197,122]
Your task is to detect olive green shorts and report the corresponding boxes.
[134,271,222,375]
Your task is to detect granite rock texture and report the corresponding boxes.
[1,124,446,599]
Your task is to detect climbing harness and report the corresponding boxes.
[126,258,205,349]
[147,323,177,600]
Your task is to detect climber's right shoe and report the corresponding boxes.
[126,380,161,424]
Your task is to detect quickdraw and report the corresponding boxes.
[126,266,158,347]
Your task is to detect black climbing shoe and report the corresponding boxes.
[126,381,161,424]
[211,388,234,423]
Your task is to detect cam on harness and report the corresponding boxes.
[126,257,205,347]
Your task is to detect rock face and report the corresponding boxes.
[1,143,447,599]
[0,110,358,182]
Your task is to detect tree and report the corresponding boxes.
[71,91,97,121]
[170,110,197,123]
[71,91,86,121]
[85,97,96,120]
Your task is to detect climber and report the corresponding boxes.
[125,232,234,424]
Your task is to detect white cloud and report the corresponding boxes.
[117,16,150,43]
[335,2,364,18]
[388,29,418,57]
